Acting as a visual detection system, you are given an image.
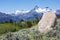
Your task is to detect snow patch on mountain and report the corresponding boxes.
[15,10,30,14]
[35,8,51,13]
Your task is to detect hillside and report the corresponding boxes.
[0,17,60,40]
[0,11,60,40]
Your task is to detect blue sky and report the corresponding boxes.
[0,0,60,13]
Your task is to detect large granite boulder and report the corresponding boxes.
[38,11,57,33]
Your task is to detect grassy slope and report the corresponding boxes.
[0,23,20,35]
[0,18,60,40]
[0,19,39,36]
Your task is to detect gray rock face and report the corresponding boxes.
[38,11,57,33]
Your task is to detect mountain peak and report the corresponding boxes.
[34,5,39,9]
[30,5,39,12]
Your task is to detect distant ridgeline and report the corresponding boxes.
[0,6,60,23]
[0,12,43,23]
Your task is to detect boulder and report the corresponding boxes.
[38,11,57,33]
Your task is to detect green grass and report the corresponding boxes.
[0,23,20,35]
[0,19,39,36]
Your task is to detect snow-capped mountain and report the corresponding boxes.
[0,12,13,22]
[34,6,51,13]
[13,6,43,21]
[12,6,51,15]
[0,6,59,22]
